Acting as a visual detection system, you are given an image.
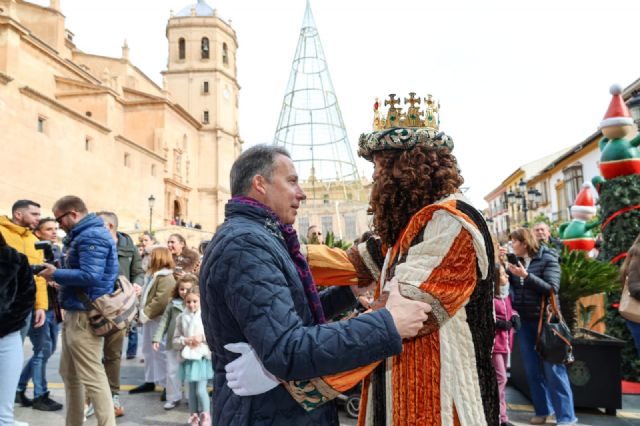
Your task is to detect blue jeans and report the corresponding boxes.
[19,311,32,341]
[0,331,23,426]
[17,310,59,397]
[517,320,577,424]
[626,319,640,356]
[126,326,138,358]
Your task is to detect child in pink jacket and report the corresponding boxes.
[493,262,520,426]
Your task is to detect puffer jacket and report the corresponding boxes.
[53,214,119,311]
[509,245,561,321]
[0,245,35,338]
[0,215,47,310]
[626,255,640,300]
[200,202,402,426]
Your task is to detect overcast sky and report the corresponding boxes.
[38,0,640,207]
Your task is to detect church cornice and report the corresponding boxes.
[164,178,192,192]
[19,86,111,134]
[161,68,240,90]
[115,135,166,163]
[197,185,231,196]
[166,18,238,42]
[0,72,13,85]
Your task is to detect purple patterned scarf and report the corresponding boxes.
[230,196,326,324]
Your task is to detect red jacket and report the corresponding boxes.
[493,295,517,354]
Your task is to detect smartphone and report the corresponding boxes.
[506,253,519,265]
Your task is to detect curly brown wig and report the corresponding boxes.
[369,146,464,246]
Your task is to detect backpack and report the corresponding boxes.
[76,275,138,337]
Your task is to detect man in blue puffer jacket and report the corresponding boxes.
[39,195,118,426]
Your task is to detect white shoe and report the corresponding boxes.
[14,421,29,426]
[84,403,95,418]
[164,400,179,410]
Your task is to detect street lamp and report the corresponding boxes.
[506,178,541,227]
[627,92,640,131]
[148,194,155,234]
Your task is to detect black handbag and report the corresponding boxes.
[535,290,574,365]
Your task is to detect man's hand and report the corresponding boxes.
[38,263,57,281]
[33,309,46,328]
[384,277,431,339]
[152,342,160,352]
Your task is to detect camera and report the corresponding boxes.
[31,240,56,274]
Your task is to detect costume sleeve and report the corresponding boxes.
[220,233,402,382]
[305,244,357,286]
[392,209,479,335]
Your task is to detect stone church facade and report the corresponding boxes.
[0,0,241,231]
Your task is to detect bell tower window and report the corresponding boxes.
[201,37,210,59]
[178,38,186,60]
[222,42,229,65]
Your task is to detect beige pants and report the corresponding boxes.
[59,311,115,426]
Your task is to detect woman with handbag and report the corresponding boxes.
[619,233,640,355]
[503,228,577,426]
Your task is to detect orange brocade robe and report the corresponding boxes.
[286,197,499,426]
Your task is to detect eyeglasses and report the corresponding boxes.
[55,211,72,224]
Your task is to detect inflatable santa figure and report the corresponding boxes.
[559,183,599,251]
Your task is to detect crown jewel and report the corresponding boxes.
[373,92,440,131]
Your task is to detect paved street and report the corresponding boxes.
[13,335,640,425]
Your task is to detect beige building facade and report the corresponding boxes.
[0,0,241,232]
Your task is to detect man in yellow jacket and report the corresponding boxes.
[0,200,47,338]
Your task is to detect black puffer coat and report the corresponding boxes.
[0,245,35,338]
[200,202,403,426]
[509,245,561,321]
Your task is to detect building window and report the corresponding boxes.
[222,42,229,65]
[298,216,309,236]
[37,116,46,133]
[323,194,329,205]
[178,38,186,60]
[563,163,583,206]
[203,81,209,94]
[321,216,333,235]
[344,214,356,240]
[85,111,92,117]
[201,37,210,59]
[151,164,156,176]
[203,110,209,124]
[124,153,131,168]
[85,137,92,152]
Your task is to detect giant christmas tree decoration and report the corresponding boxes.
[592,84,640,380]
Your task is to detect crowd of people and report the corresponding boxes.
[0,140,638,426]
[0,197,212,426]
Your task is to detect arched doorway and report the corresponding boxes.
[173,200,182,223]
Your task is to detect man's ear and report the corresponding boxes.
[252,175,268,196]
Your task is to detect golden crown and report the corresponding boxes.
[372,92,440,132]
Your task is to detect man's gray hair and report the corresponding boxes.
[96,211,119,231]
[230,144,290,196]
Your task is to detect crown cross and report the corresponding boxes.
[372,92,441,131]
[404,92,420,108]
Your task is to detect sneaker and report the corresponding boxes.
[14,421,29,426]
[112,394,124,417]
[32,392,63,411]
[129,382,155,394]
[15,390,33,407]
[84,403,95,418]
[188,413,200,426]
[160,388,167,401]
[126,354,136,360]
[164,400,179,410]
[200,412,211,426]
